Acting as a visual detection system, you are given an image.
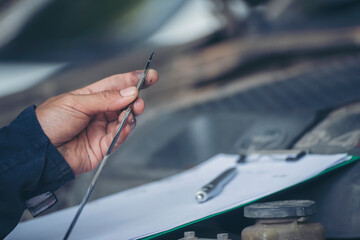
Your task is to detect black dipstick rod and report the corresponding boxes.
[63,52,155,240]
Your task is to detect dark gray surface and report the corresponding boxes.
[191,55,360,114]
[142,57,360,239]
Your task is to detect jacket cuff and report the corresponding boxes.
[22,106,75,215]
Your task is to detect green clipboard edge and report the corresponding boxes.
[141,155,360,240]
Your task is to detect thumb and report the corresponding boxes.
[71,86,138,115]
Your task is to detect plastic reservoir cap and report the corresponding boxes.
[244,200,317,219]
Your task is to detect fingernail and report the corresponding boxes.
[120,86,136,97]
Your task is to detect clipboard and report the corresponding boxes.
[6,153,359,240]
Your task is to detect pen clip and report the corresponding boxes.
[237,149,308,163]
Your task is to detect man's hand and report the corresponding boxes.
[35,70,158,176]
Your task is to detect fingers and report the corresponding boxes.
[55,68,156,173]
[136,69,159,89]
[71,87,138,116]
[102,112,136,155]
[76,69,158,94]
[101,98,142,154]
[87,110,137,159]
[115,112,136,145]
[87,97,141,157]
[132,98,145,115]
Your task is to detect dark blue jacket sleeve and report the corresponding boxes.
[0,106,75,238]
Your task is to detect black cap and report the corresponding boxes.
[244,200,316,218]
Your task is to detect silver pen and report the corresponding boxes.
[195,167,237,203]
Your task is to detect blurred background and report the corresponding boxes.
[1,0,360,239]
